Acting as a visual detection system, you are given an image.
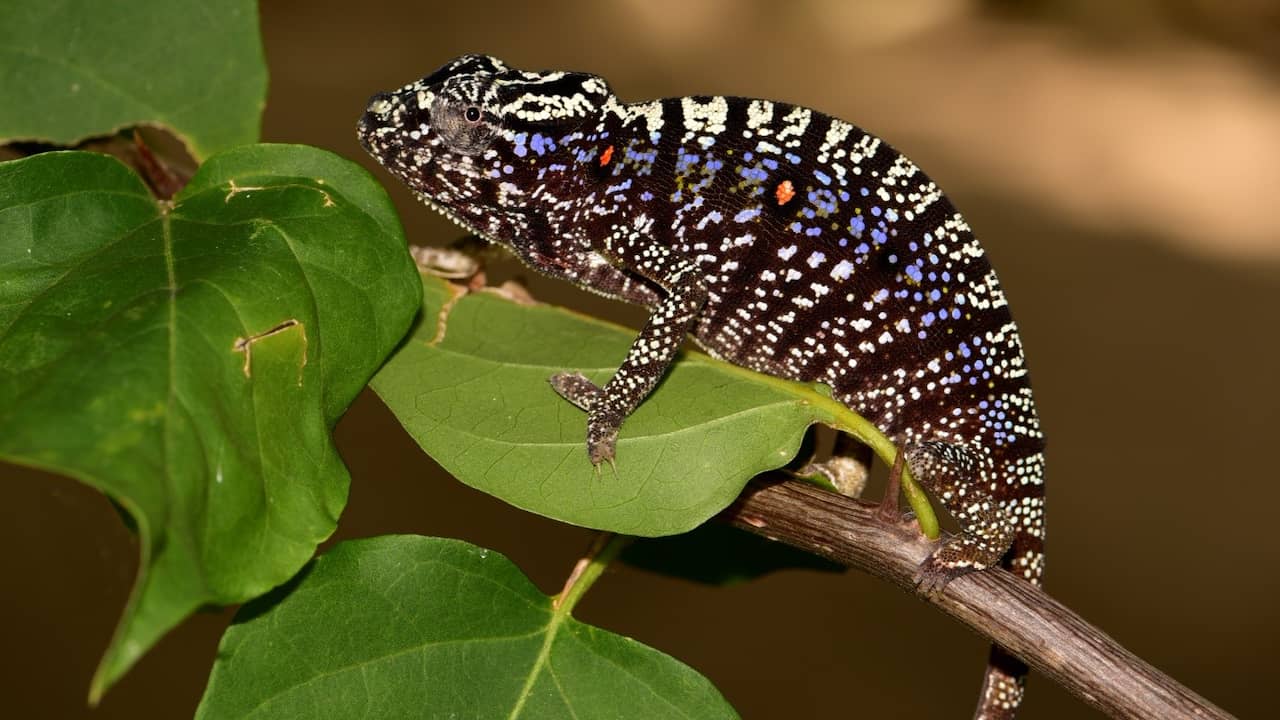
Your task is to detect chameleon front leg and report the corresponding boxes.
[550,219,709,465]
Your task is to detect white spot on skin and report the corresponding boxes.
[746,100,775,130]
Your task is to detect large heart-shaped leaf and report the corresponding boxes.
[372,276,935,538]
[196,535,738,719]
[0,145,420,698]
[0,0,266,160]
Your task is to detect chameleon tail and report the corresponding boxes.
[973,472,1045,720]
[973,645,1028,720]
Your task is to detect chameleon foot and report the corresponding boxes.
[585,411,619,465]
[549,372,621,465]
[914,555,979,595]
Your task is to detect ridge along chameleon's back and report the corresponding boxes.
[359,54,1045,720]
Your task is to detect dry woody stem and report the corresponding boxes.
[718,476,1234,720]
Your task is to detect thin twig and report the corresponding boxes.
[717,476,1234,720]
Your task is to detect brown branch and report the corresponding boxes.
[718,476,1234,720]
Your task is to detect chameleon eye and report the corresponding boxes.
[464,106,482,123]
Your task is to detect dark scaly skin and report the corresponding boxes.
[359,54,1046,719]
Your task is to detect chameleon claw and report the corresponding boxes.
[592,455,619,481]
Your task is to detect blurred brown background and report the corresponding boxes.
[4,0,1279,717]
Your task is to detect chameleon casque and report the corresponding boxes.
[359,54,1046,719]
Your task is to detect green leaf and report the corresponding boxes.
[372,275,936,538]
[196,535,738,719]
[0,0,266,160]
[0,145,421,699]
[623,524,844,585]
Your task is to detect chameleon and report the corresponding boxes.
[358,54,1046,720]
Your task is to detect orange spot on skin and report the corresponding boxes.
[600,145,614,166]
[775,179,795,205]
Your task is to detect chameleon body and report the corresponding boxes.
[359,55,1045,720]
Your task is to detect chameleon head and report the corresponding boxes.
[357,54,615,241]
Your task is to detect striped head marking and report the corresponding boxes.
[358,54,614,239]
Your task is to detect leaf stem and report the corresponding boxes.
[553,532,632,614]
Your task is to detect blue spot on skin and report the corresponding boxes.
[502,164,513,174]
[906,265,923,282]
[918,330,927,339]
[838,238,848,247]
[734,207,761,222]
[650,131,661,144]
[913,292,924,302]
[809,189,838,214]
[785,152,801,164]
[849,216,866,237]
[941,271,952,282]
[514,144,528,157]
[606,179,633,194]
[929,289,942,301]
[814,169,832,185]
[789,221,802,232]
[873,288,889,302]
[743,151,754,161]
[531,133,555,155]
[871,206,882,217]
[922,312,937,326]
[860,187,870,196]
[762,158,779,170]
[854,242,870,254]
[806,227,821,237]
[802,208,816,219]
[894,289,909,299]
[871,228,887,244]
[640,191,654,202]
[886,209,899,222]
[706,158,724,172]
[838,190,850,201]
[740,166,768,182]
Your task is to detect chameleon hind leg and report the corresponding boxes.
[904,441,1018,593]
